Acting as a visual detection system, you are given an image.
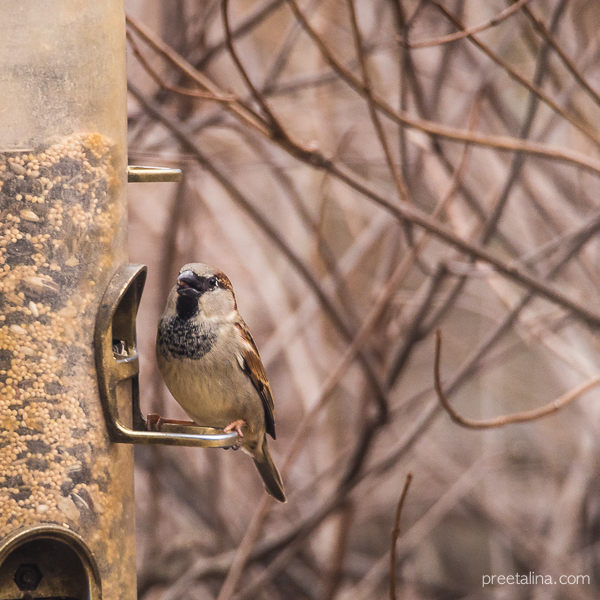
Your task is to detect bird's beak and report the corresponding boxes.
[177,270,200,297]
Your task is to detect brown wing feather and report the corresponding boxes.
[235,321,276,439]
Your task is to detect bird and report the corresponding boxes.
[155,262,286,502]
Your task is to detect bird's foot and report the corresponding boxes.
[146,413,196,431]
[146,413,161,431]
[224,419,246,438]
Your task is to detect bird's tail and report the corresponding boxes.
[253,438,286,502]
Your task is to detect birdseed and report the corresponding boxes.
[0,132,134,590]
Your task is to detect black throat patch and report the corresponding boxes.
[157,316,217,360]
[176,294,198,320]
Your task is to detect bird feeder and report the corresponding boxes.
[0,3,236,599]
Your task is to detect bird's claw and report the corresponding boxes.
[146,413,162,431]
[223,419,246,438]
[146,413,196,431]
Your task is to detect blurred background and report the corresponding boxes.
[125,1,600,598]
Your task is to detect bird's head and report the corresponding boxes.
[170,263,236,320]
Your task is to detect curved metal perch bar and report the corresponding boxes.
[94,263,239,448]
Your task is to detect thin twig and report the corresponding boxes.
[127,30,235,103]
[389,472,413,600]
[234,129,361,325]
[434,330,600,429]
[384,92,479,388]
[214,496,273,600]
[347,0,409,203]
[261,0,323,93]
[221,0,289,136]
[354,457,487,600]
[126,13,271,136]
[406,0,532,49]
[127,9,600,173]
[415,210,600,434]
[322,503,355,600]
[429,0,600,149]
[522,3,600,107]
[195,0,286,70]
[282,0,600,171]
[478,0,568,246]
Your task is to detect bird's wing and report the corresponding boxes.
[235,321,276,439]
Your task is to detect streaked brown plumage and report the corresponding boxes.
[156,263,285,502]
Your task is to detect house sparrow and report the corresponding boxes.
[156,263,286,502]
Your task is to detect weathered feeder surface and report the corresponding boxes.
[0,3,136,597]
[0,131,135,597]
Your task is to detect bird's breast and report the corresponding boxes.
[157,315,217,360]
[156,317,259,430]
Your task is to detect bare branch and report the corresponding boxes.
[221,0,289,136]
[127,29,235,103]
[389,472,413,600]
[429,0,600,149]
[282,0,600,169]
[347,0,409,203]
[406,0,533,49]
[434,329,600,429]
[522,3,600,106]
[127,9,600,173]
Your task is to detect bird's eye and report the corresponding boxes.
[208,276,218,288]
